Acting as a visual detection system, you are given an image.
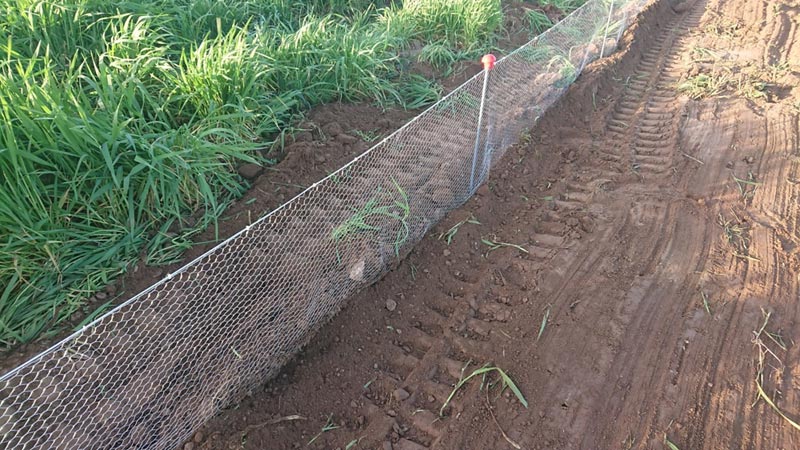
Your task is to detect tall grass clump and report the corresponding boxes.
[379,0,503,50]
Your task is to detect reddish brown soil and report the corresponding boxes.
[182,0,800,448]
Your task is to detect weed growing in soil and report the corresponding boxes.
[548,55,579,89]
[690,46,721,63]
[440,363,528,416]
[439,215,480,245]
[731,172,760,200]
[481,238,529,254]
[752,309,800,430]
[678,73,731,99]
[307,414,340,445]
[526,9,554,36]
[717,212,751,260]
[351,129,383,143]
[331,179,410,261]
[538,305,551,341]
[664,435,681,450]
[707,17,743,39]
[700,291,712,316]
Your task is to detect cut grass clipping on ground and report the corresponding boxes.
[0,0,506,347]
[440,363,528,416]
[439,215,480,245]
[752,309,800,431]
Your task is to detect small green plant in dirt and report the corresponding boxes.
[678,73,731,99]
[690,46,721,63]
[752,308,800,430]
[329,167,354,184]
[481,238,529,254]
[717,212,749,252]
[308,414,340,445]
[537,304,551,341]
[664,435,681,450]
[700,291,712,316]
[351,128,383,142]
[707,17,743,39]
[731,172,760,200]
[440,362,528,416]
[525,9,553,36]
[547,55,579,89]
[331,179,410,261]
[439,215,480,245]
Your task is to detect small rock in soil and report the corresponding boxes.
[95,291,108,301]
[322,122,343,137]
[442,249,451,257]
[580,216,595,233]
[382,442,393,450]
[386,299,397,312]
[393,388,410,402]
[183,443,194,450]
[293,131,313,142]
[336,133,358,145]
[387,409,397,417]
[394,439,427,450]
[237,163,262,179]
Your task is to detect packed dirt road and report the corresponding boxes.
[195,0,800,448]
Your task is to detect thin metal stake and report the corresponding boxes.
[470,54,496,192]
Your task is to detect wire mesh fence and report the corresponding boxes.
[0,0,649,448]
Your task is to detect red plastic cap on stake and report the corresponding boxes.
[481,54,496,71]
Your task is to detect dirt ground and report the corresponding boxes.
[183,0,800,448]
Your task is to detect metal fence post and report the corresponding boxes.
[469,53,496,193]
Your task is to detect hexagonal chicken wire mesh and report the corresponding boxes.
[0,0,648,448]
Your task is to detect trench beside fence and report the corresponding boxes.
[0,0,650,448]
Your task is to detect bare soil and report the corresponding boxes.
[185,0,800,448]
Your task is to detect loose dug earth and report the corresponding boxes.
[193,0,800,448]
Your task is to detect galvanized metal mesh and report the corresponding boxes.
[0,0,648,448]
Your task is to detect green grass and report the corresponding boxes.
[331,179,410,261]
[677,73,730,99]
[438,215,480,245]
[525,9,553,36]
[439,363,528,416]
[381,0,503,49]
[0,0,508,347]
